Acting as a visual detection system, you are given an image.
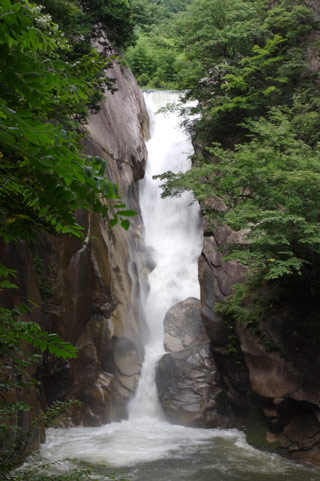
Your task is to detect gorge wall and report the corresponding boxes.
[2,60,320,469]
[196,10,320,464]
[155,204,320,465]
[198,222,320,464]
[0,61,149,450]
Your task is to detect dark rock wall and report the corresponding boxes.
[0,61,149,452]
[189,10,320,463]
[199,223,320,464]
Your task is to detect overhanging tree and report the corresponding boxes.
[0,0,136,471]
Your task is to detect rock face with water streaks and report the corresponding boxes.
[0,61,149,449]
[44,61,150,425]
[156,297,228,428]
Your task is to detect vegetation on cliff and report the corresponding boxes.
[152,0,320,325]
[0,0,136,475]
[0,0,136,244]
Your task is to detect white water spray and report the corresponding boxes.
[129,90,202,419]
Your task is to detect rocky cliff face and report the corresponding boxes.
[159,216,320,463]
[199,223,320,464]
[193,12,320,463]
[0,61,149,449]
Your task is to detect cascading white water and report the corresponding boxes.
[37,91,320,481]
[39,90,219,469]
[39,90,216,469]
[129,90,202,420]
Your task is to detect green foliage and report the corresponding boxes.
[132,0,191,33]
[0,0,137,472]
[126,0,191,88]
[126,36,156,81]
[159,106,320,283]
[0,265,77,382]
[128,0,318,97]
[171,0,316,144]
[0,0,135,244]
[0,305,78,362]
[37,0,135,50]
[80,0,135,49]
[175,0,259,79]
[34,400,82,428]
[4,460,132,481]
[126,33,180,88]
[0,399,81,473]
[4,465,95,481]
[155,0,320,327]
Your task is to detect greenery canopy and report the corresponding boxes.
[147,0,320,323]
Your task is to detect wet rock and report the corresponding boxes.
[163,297,206,352]
[236,325,302,399]
[199,229,247,347]
[198,221,320,463]
[110,337,141,420]
[156,343,227,428]
[156,298,228,428]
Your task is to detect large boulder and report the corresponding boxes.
[155,298,228,427]
[163,297,207,352]
[156,343,227,427]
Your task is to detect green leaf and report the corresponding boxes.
[110,215,118,227]
[118,210,137,217]
[120,219,130,231]
[0,280,18,289]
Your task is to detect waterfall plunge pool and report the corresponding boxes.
[40,419,320,481]
[37,91,320,481]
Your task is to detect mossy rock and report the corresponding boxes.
[246,402,280,452]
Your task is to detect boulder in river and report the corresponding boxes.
[163,297,207,352]
[156,297,229,427]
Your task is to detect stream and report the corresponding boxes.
[39,91,320,481]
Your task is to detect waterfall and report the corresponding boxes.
[38,91,320,481]
[129,90,203,419]
[39,90,219,469]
